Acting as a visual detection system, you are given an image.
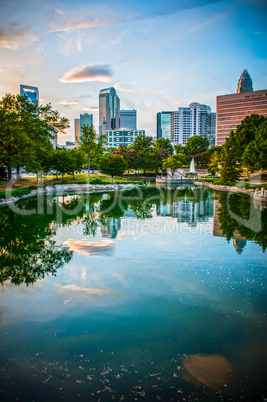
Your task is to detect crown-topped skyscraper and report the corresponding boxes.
[237,69,253,93]
[216,70,267,146]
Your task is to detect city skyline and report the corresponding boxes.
[0,0,266,143]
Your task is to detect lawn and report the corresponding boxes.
[0,172,144,199]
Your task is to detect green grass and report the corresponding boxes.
[0,185,37,199]
[0,173,144,199]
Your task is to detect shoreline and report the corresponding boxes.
[196,181,255,195]
[0,183,145,208]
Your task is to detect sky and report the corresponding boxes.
[0,0,266,144]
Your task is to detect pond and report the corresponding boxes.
[0,186,266,401]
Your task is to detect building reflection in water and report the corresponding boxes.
[101,217,121,239]
[156,192,213,227]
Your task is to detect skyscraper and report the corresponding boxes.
[20,85,39,106]
[80,113,93,129]
[120,109,137,129]
[207,112,216,147]
[216,71,267,146]
[74,119,81,146]
[157,111,173,140]
[99,87,120,135]
[170,103,212,146]
[237,69,253,93]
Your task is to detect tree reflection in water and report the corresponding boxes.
[0,198,74,286]
[0,187,266,285]
[216,191,267,252]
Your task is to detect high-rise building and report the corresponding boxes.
[107,129,145,149]
[237,69,253,93]
[216,71,267,146]
[74,114,92,146]
[80,113,93,129]
[207,112,216,147]
[157,111,173,140]
[20,85,39,106]
[170,103,212,146]
[120,109,137,129]
[74,119,81,146]
[99,87,120,135]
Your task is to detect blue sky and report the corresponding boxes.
[0,0,266,143]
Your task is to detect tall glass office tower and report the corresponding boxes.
[99,87,120,135]
[120,109,137,129]
[80,113,93,129]
[20,85,39,106]
[157,111,173,140]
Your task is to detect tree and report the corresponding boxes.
[208,151,220,175]
[79,125,106,180]
[154,138,174,155]
[242,120,267,171]
[234,114,266,160]
[68,148,87,178]
[162,153,187,172]
[100,154,128,182]
[220,130,242,183]
[206,145,222,157]
[132,134,153,152]
[174,144,185,154]
[0,93,69,180]
[112,146,138,172]
[0,94,28,180]
[50,148,71,179]
[151,148,170,175]
[184,135,209,156]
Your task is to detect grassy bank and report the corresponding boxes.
[0,173,144,199]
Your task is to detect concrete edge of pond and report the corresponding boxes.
[0,183,146,207]
[196,181,267,203]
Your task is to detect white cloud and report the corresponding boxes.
[59,100,80,105]
[83,106,99,111]
[59,64,113,83]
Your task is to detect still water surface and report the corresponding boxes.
[0,187,266,401]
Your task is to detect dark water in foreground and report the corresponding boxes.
[0,187,266,401]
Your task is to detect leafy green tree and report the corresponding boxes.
[100,154,128,182]
[68,148,87,178]
[174,144,185,154]
[220,130,242,183]
[234,114,266,160]
[163,153,187,172]
[79,125,107,179]
[154,138,174,155]
[50,148,72,179]
[208,151,220,175]
[0,94,28,180]
[242,120,267,171]
[26,141,54,182]
[184,135,209,156]
[0,93,69,180]
[151,148,170,175]
[206,145,222,157]
[112,146,138,172]
[132,134,153,152]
